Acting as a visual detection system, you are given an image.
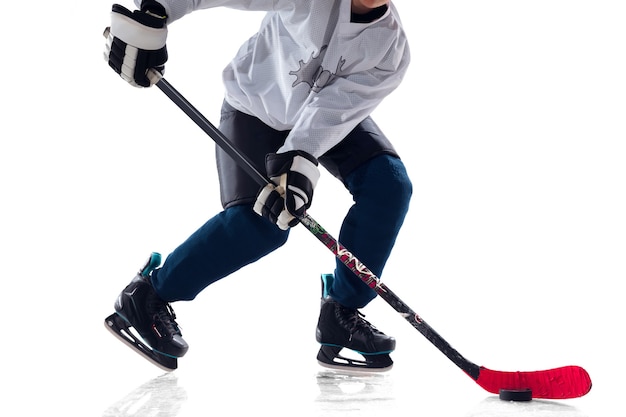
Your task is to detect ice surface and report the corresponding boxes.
[94,359,597,417]
[466,398,589,417]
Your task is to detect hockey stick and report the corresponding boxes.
[150,72,591,400]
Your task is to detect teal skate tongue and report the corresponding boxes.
[320,273,334,298]
[140,252,162,277]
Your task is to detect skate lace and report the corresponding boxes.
[149,298,182,336]
[339,306,380,338]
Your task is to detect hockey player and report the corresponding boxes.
[103,0,412,371]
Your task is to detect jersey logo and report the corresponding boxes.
[290,45,346,93]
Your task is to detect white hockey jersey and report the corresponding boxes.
[136,0,410,158]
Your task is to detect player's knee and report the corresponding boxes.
[375,155,413,213]
[390,158,412,206]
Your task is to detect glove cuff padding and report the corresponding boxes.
[110,4,167,50]
[266,150,319,183]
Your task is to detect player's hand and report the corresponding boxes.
[254,151,320,230]
[103,4,168,87]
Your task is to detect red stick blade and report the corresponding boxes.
[475,366,592,399]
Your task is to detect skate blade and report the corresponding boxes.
[104,313,178,372]
[317,345,393,374]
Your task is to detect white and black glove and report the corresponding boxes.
[104,3,168,87]
[254,151,320,230]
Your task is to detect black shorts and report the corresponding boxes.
[217,101,400,209]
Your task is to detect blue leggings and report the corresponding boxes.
[152,154,412,309]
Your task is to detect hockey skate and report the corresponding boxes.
[104,252,188,371]
[315,274,395,372]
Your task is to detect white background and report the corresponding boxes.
[1,1,624,416]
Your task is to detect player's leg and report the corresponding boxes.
[316,117,413,370]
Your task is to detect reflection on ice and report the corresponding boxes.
[316,370,396,414]
[103,373,187,417]
[465,396,589,417]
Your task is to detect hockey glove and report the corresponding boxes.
[254,151,320,230]
[104,3,168,87]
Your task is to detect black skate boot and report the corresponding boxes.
[315,274,395,372]
[105,252,188,371]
